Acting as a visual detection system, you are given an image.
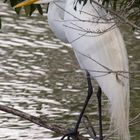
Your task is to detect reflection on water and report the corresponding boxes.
[0,2,140,140]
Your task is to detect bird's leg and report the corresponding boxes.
[96,87,103,140]
[74,72,93,131]
[61,72,93,140]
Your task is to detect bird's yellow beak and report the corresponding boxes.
[15,0,39,8]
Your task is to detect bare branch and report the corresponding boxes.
[0,104,89,140]
[91,0,140,30]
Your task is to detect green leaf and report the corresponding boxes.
[36,5,43,15]
[30,4,36,15]
[9,0,21,7]
[83,0,88,6]
[23,5,31,16]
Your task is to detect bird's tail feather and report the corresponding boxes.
[109,84,130,140]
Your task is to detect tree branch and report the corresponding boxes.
[0,104,89,140]
[91,0,140,30]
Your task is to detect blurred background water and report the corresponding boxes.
[0,2,140,140]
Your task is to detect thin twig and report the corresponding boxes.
[91,0,140,30]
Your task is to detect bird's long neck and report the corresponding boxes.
[48,1,65,20]
[47,0,68,43]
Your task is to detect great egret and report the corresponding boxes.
[15,0,130,140]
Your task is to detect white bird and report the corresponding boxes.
[15,0,130,140]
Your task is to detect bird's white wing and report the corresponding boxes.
[64,0,129,139]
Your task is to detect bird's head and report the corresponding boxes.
[15,0,54,8]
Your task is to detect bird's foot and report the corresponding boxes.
[61,129,79,140]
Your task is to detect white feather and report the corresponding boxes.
[64,0,130,139]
